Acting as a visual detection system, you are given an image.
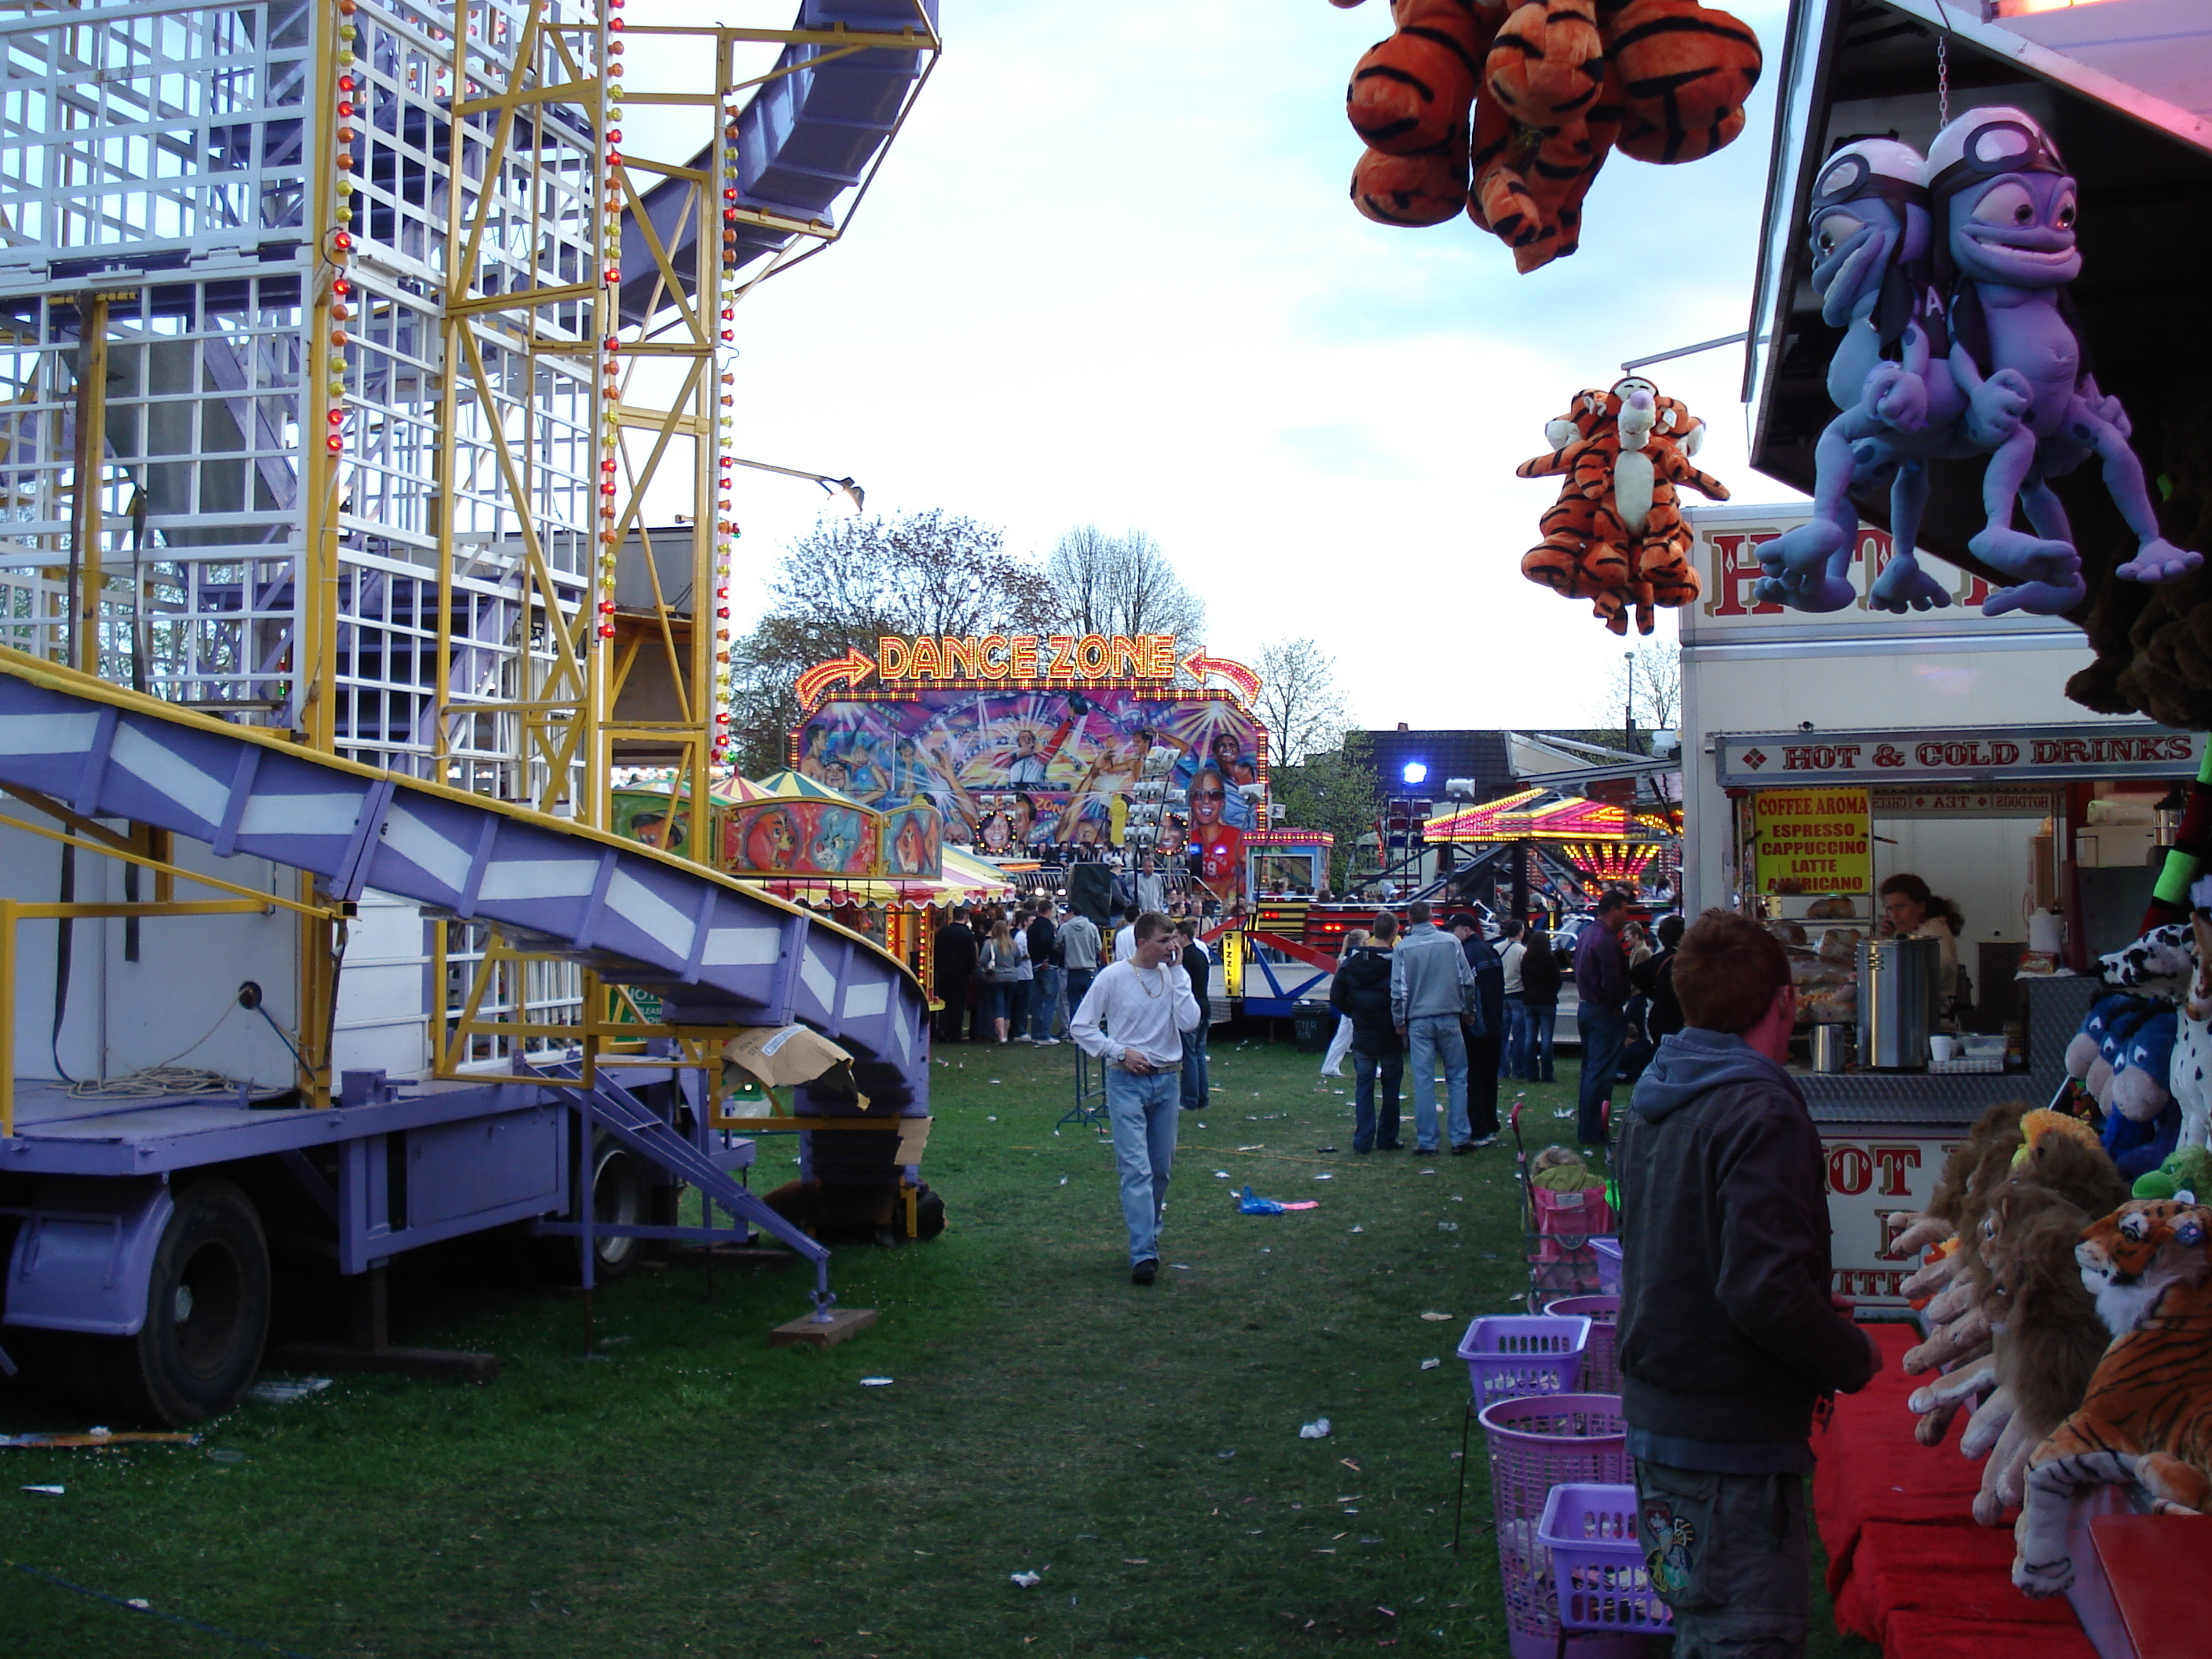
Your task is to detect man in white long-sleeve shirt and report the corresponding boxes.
[1070,910,1203,1284]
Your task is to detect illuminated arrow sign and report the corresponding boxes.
[795,645,876,708]
[1180,648,1261,705]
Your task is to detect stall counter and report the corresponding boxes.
[1806,975,2098,1309]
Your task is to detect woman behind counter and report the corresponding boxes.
[1878,873,1966,1019]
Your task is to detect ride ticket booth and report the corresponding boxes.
[1681,504,2207,1308]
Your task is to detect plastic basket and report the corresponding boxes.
[1539,1483,1673,1635]
[1458,1314,1589,1409]
[1542,1295,1620,1396]
[1591,1236,1623,1295]
[1478,1394,1632,1656]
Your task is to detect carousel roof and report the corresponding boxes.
[1423,789,1675,844]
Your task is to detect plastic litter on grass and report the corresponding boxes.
[859,1377,894,1387]
[246,1378,331,1404]
[1009,1571,1042,1588]
[1298,1418,1331,1440]
[21,1484,63,1494]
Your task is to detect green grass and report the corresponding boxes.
[1,1038,1876,1658]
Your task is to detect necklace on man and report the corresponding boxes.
[1139,963,1165,998]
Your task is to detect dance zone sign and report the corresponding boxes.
[794,635,1263,706]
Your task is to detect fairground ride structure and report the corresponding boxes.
[0,0,939,1425]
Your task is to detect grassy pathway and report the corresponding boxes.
[2,1037,1873,1658]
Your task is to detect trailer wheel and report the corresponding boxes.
[92,1180,270,1427]
[588,1137,648,1280]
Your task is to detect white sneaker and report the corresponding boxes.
[1035,1037,1060,1046]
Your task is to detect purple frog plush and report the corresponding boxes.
[1760,137,1965,614]
[1930,107,2199,614]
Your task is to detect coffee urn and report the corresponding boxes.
[1856,937,1940,1069]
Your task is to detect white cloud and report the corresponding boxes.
[632,0,1804,731]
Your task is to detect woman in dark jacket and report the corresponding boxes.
[1330,911,1404,1153]
[1518,926,1563,1082]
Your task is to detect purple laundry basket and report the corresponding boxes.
[1543,1295,1620,1396]
[1591,1236,1623,1295]
[1539,1482,1673,1636]
[1478,1406,1636,1659]
[1478,1393,1639,1659]
[1457,1314,1590,1410]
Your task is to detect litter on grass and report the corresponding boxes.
[1420,1358,1441,1371]
[1059,1177,1067,1185]
[859,1377,894,1387]
[2,1430,195,1448]
[1298,1418,1332,1440]
[1214,1170,1230,1178]
[1239,1185,1319,1214]
[126,1598,150,1610]
[21,1484,63,1494]
[1009,1571,1042,1588]
[247,1377,331,1404]
[1350,1225,1364,1233]
[1313,1173,1333,1181]
[1437,1221,1459,1232]
[1419,1312,1452,1321]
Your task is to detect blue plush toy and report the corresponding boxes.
[2102,1006,2181,1180]
[1760,137,1964,615]
[2068,992,2159,1102]
[1927,107,2201,613]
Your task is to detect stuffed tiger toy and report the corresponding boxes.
[1346,0,1507,156]
[1336,0,1760,273]
[1596,0,1761,164]
[1515,377,1727,633]
[2012,1199,2212,1597]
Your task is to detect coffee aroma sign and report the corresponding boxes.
[1717,723,2203,787]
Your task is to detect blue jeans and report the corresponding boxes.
[1406,1015,1470,1150]
[1577,1003,1628,1145]
[1105,1064,1181,1265]
[1030,964,1064,1039]
[1179,1020,1210,1110]
[1503,994,1532,1078]
[1525,1002,1558,1081]
[1352,1047,1403,1152]
[1064,968,1096,1025]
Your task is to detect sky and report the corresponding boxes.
[625,0,1803,733]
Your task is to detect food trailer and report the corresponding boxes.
[1682,504,2204,1306]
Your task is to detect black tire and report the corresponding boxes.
[586,1137,649,1280]
[78,1179,270,1428]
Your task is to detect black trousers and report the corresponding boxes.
[1466,1033,1500,1137]
[935,972,972,1042]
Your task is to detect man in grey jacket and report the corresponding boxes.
[1389,900,1475,1155]
[1617,910,1881,1657]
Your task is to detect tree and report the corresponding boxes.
[1044,526,1207,642]
[1273,732,1381,892]
[775,509,1060,641]
[1253,636,1349,767]
[723,510,1057,775]
[1600,637,1682,750]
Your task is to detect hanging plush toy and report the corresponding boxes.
[1756,137,1965,615]
[1930,108,2202,610]
[2013,1199,2212,1596]
[1515,375,1727,633]
[1335,0,1760,273]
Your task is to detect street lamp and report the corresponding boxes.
[726,456,866,516]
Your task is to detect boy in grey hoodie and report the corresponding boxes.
[1617,910,1881,1657]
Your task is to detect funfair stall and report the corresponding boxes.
[1718,0,2212,1648]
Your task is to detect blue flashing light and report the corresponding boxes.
[1401,761,1428,785]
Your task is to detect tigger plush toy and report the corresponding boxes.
[1338,0,1761,273]
[2012,1199,2212,1595]
[1514,375,1727,632]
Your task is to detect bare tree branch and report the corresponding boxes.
[1254,636,1349,767]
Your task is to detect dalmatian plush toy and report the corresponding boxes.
[2099,902,2212,1157]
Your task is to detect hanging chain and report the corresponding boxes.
[1931,0,1953,127]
